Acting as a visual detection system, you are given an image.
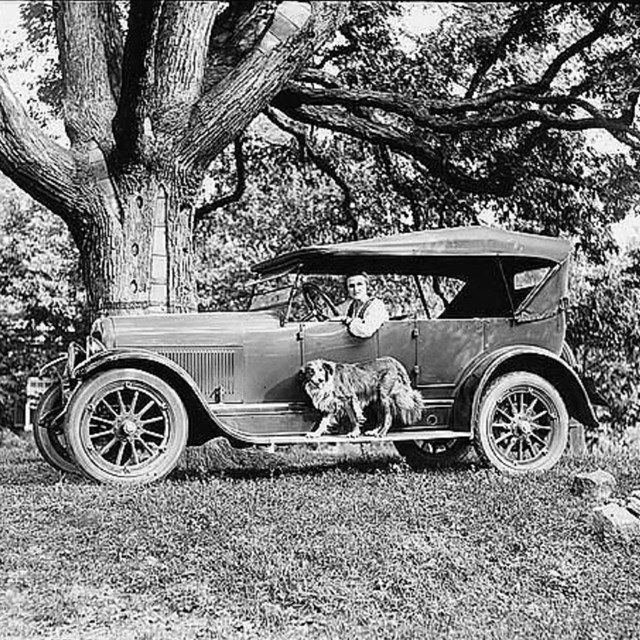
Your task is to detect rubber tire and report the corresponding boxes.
[474,371,569,473]
[33,384,79,475]
[65,368,188,484]
[395,438,472,469]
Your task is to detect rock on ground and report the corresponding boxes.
[592,503,640,541]
[571,470,617,503]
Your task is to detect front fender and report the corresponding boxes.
[71,348,228,446]
[454,346,598,431]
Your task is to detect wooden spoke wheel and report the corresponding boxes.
[65,369,188,484]
[474,372,568,473]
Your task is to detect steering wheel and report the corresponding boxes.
[301,283,340,321]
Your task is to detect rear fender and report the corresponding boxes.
[72,349,227,446]
[454,346,598,432]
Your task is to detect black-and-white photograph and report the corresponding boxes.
[0,1,639,638]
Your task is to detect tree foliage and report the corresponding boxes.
[567,248,640,436]
[0,182,84,428]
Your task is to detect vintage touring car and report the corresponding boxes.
[35,226,598,483]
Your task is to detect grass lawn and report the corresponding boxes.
[1,437,639,640]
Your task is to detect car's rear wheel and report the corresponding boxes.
[65,369,188,484]
[34,383,79,475]
[394,438,471,469]
[474,371,568,473]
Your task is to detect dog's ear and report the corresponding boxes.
[322,361,335,379]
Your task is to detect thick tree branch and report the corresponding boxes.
[296,68,342,88]
[114,1,221,164]
[154,2,222,124]
[178,1,349,171]
[281,80,539,121]
[267,107,359,238]
[279,103,517,196]
[195,137,246,224]
[280,82,640,148]
[0,66,86,229]
[53,0,118,148]
[100,1,124,104]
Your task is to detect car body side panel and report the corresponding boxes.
[483,315,565,354]
[415,319,484,395]
[242,323,303,403]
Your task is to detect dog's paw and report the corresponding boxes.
[346,429,362,439]
[306,431,323,439]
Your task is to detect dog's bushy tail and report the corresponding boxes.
[380,357,424,426]
[393,387,424,425]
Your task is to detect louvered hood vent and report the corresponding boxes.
[156,347,243,402]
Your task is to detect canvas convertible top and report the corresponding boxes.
[253,226,572,277]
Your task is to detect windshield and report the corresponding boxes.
[249,273,459,322]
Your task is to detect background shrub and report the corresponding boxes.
[0,188,85,429]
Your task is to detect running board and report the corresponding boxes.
[239,429,472,446]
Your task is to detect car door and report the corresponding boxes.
[300,320,377,364]
[377,319,417,378]
[415,318,484,397]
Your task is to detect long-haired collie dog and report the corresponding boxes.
[300,356,424,438]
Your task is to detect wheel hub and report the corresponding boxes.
[513,416,533,436]
[119,418,140,439]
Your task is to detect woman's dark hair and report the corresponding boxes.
[344,271,369,285]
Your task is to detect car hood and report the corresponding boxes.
[101,311,282,349]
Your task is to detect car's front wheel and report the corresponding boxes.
[394,438,471,469]
[65,369,188,484]
[474,371,569,473]
[34,383,79,475]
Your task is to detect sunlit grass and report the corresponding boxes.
[1,437,639,639]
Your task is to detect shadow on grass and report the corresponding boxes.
[171,440,479,483]
[0,436,478,487]
[174,458,478,483]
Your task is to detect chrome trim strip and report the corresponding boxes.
[238,429,472,445]
[417,383,456,389]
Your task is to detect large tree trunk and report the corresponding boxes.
[81,160,201,315]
